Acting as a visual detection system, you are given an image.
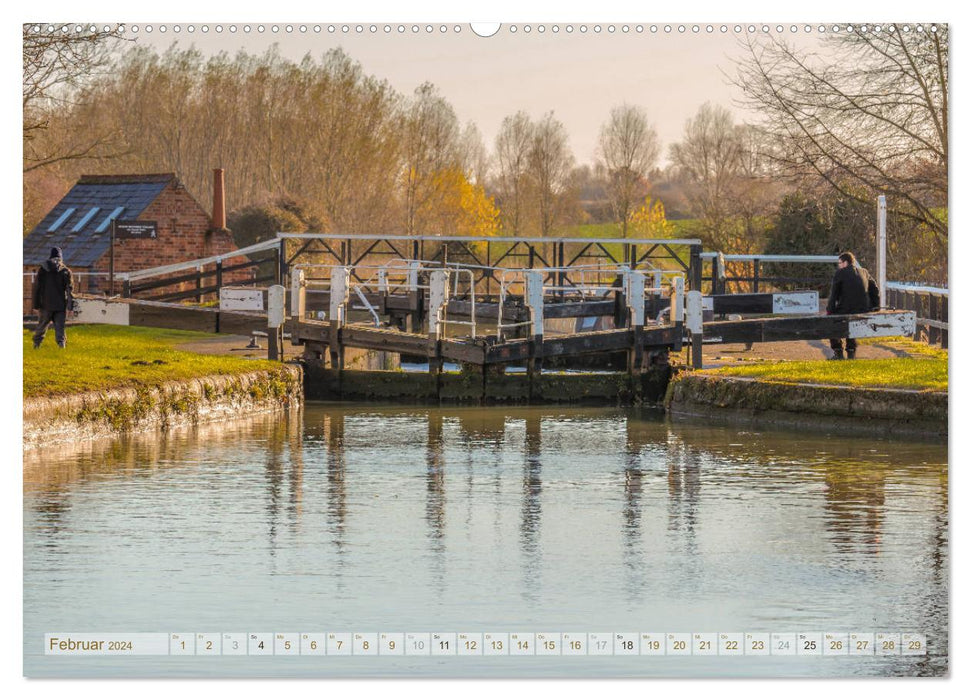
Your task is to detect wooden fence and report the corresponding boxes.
[886,284,948,348]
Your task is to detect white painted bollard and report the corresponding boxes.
[428,269,449,338]
[268,284,286,361]
[670,277,685,324]
[525,270,545,337]
[290,268,306,320]
[330,266,350,327]
[268,285,286,329]
[407,262,420,292]
[686,290,703,335]
[626,270,646,327]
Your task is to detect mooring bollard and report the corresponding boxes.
[267,284,286,361]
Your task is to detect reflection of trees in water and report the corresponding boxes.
[23,413,289,542]
[821,457,887,556]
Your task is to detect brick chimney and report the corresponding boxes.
[211,168,227,231]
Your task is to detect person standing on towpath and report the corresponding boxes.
[826,251,880,360]
[32,246,74,349]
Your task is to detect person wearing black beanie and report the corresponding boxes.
[31,247,74,348]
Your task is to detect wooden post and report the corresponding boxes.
[109,219,116,296]
[689,243,703,292]
[941,295,948,348]
[195,265,203,303]
[752,258,760,293]
[928,294,940,345]
[277,238,287,286]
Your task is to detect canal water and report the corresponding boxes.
[23,405,948,677]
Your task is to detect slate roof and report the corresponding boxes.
[23,174,176,267]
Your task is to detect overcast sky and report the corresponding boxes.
[131,24,827,167]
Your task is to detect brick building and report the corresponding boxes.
[23,171,236,306]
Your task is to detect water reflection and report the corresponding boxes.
[521,414,543,602]
[425,413,446,566]
[23,405,948,677]
[324,412,347,592]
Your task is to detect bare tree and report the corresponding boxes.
[597,104,660,237]
[457,122,489,186]
[669,103,779,254]
[732,26,948,247]
[529,113,575,237]
[402,82,461,235]
[494,111,535,235]
[22,23,129,172]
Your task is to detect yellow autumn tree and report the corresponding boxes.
[629,197,673,238]
[419,168,499,239]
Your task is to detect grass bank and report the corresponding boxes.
[706,349,947,392]
[24,325,277,398]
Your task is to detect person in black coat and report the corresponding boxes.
[826,251,880,359]
[32,247,74,349]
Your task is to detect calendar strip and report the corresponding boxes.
[44,632,926,657]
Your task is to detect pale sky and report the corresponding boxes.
[131,24,826,167]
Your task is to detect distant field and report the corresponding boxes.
[565,220,701,239]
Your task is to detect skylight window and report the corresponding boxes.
[71,207,101,232]
[95,207,126,233]
[47,208,76,232]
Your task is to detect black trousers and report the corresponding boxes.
[33,309,66,347]
[829,337,857,354]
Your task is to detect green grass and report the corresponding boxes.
[24,325,277,398]
[708,355,947,392]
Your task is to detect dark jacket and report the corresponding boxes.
[826,264,880,315]
[32,258,73,312]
